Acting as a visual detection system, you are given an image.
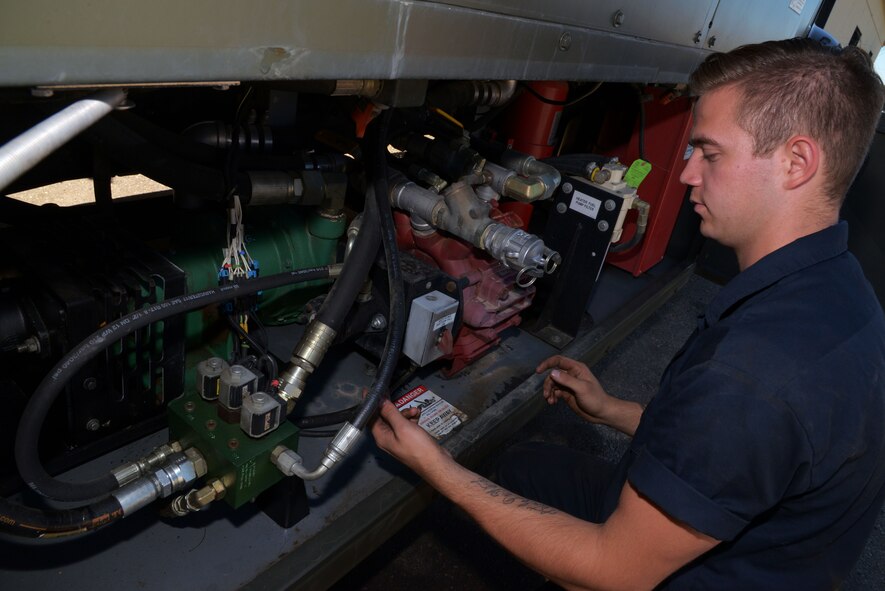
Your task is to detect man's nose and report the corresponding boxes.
[680,151,701,186]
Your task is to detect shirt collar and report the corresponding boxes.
[705,222,849,326]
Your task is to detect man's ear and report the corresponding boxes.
[782,135,820,190]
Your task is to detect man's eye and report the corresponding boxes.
[702,153,719,162]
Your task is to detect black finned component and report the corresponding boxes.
[849,26,862,47]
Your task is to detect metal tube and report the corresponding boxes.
[0,89,127,192]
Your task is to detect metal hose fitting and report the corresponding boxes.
[277,320,337,411]
[112,448,208,517]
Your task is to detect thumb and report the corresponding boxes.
[550,369,584,393]
[379,398,405,424]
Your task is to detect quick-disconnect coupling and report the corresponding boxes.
[277,320,337,411]
[481,223,561,287]
[110,441,184,487]
[112,448,208,516]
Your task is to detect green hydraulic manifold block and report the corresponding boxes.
[167,391,300,509]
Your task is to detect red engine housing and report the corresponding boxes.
[394,207,534,375]
[498,81,569,159]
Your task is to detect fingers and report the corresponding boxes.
[536,354,566,374]
[549,368,586,394]
[536,355,590,377]
[401,406,421,421]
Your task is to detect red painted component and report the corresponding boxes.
[499,81,569,159]
[606,87,694,276]
[497,201,533,231]
[394,208,534,375]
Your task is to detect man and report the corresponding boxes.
[372,38,885,590]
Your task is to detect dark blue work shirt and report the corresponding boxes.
[612,223,885,590]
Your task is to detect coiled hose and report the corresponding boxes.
[14,266,335,503]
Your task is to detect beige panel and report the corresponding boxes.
[869,0,885,41]
[827,0,884,52]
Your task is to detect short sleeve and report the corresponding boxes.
[627,359,811,541]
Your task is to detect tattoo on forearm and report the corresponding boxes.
[470,478,559,515]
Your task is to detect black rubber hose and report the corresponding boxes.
[15,266,334,503]
[351,110,406,431]
[314,193,381,331]
[610,226,646,254]
[0,495,123,539]
[293,405,359,429]
[224,313,280,378]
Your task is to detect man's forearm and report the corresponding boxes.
[419,455,612,591]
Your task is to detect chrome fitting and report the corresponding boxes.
[169,478,227,516]
[112,448,206,516]
[320,422,362,470]
[111,441,184,487]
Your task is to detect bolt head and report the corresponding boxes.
[86,419,100,432]
[598,220,610,232]
[604,200,617,212]
[184,401,196,412]
[185,448,208,477]
[370,314,387,330]
[562,182,573,194]
[83,377,98,391]
[556,202,568,214]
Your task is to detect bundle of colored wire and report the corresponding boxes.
[219,194,258,280]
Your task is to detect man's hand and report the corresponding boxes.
[536,355,643,436]
[371,398,452,477]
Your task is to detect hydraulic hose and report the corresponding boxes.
[0,495,124,539]
[15,265,338,503]
[0,89,127,193]
[293,405,359,429]
[314,196,381,330]
[351,109,405,430]
[272,110,405,481]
